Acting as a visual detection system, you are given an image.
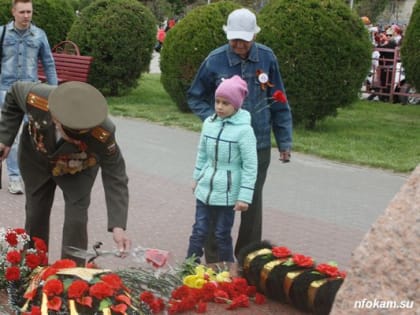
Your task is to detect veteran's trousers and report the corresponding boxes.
[18,129,98,265]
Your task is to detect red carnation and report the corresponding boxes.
[150,298,165,313]
[227,294,249,310]
[232,277,248,295]
[115,294,131,305]
[201,282,217,301]
[25,253,42,270]
[76,296,92,307]
[89,281,114,300]
[47,296,62,311]
[139,291,155,304]
[68,279,89,298]
[39,252,48,266]
[14,228,26,235]
[273,90,287,103]
[6,250,21,264]
[32,237,48,252]
[101,273,123,290]
[43,279,64,297]
[41,267,59,280]
[5,231,18,247]
[214,289,229,303]
[110,303,127,314]
[5,266,20,281]
[50,259,77,269]
[171,285,190,300]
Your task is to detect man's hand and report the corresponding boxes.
[279,150,291,163]
[112,227,131,258]
[0,144,11,161]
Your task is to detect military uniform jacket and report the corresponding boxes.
[0,82,129,231]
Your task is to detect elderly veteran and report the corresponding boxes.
[188,8,292,262]
[0,81,131,265]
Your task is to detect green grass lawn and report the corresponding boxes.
[108,73,420,174]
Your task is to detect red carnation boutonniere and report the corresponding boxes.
[273,90,287,103]
[254,89,288,113]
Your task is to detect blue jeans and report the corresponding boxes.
[0,90,21,181]
[187,199,235,262]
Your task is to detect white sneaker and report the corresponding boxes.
[8,180,24,195]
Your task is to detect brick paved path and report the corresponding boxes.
[0,117,407,314]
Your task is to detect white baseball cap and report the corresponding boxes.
[223,8,261,42]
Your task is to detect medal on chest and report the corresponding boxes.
[51,150,97,176]
[28,120,48,154]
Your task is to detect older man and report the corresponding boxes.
[187,8,293,262]
[0,81,131,265]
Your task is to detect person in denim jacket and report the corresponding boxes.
[0,0,57,194]
[187,8,292,262]
[187,75,257,263]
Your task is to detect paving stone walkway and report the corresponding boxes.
[0,116,408,314]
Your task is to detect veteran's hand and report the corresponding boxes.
[112,227,131,258]
[280,150,291,163]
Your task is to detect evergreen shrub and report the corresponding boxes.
[67,0,156,96]
[0,0,75,47]
[258,0,371,129]
[400,0,420,91]
[160,1,240,112]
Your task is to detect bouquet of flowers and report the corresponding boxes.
[115,256,266,314]
[136,262,266,314]
[20,258,154,315]
[0,227,48,310]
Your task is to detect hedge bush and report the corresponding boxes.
[160,1,241,112]
[0,0,75,47]
[67,0,156,96]
[400,0,420,91]
[258,0,371,129]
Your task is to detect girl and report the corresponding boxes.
[187,75,257,263]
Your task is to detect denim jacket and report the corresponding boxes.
[187,43,292,151]
[0,21,57,91]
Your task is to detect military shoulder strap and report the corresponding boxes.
[90,126,111,143]
[27,92,49,111]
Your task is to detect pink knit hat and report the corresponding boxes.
[215,75,248,109]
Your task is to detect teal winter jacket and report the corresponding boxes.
[193,109,257,206]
